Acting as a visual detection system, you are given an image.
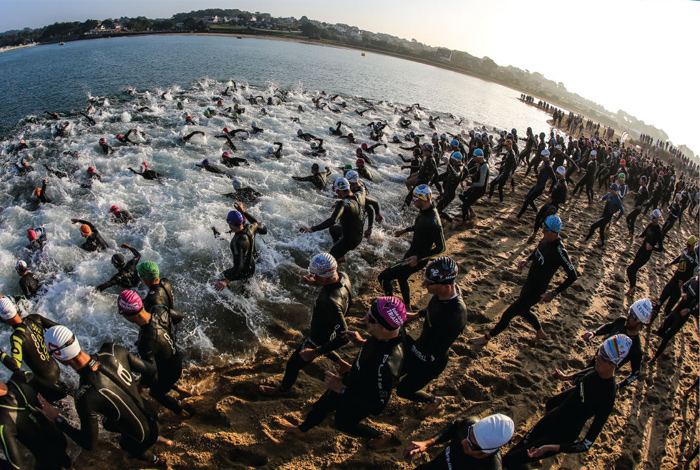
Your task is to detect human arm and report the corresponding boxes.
[122,243,141,263]
[310,202,345,232]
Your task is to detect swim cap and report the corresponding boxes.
[343,164,352,170]
[475,133,482,140]
[27,229,37,241]
[310,142,318,149]
[413,184,432,201]
[610,183,618,191]
[422,143,433,153]
[334,178,350,192]
[620,159,626,165]
[99,138,106,143]
[204,110,210,116]
[45,325,81,360]
[651,209,662,219]
[506,133,513,140]
[544,215,562,233]
[369,297,406,330]
[137,261,160,281]
[450,152,463,162]
[109,205,119,213]
[347,133,354,138]
[297,129,303,136]
[222,151,230,159]
[361,143,368,150]
[232,178,242,190]
[267,147,274,154]
[629,298,653,324]
[33,188,42,197]
[473,149,484,158]
[599,334,632,366]
[640,176,647,183]
[426,257,458,285]
[590,150,597,156]
[393,136,400,142]
[261,108,266,113]
[223,127,230,134]
[79,224,91,237]
[111,253,126,268]
[440,133,447,139]
[308,252,338,277]
[356,158,365,167]
[227,210,246,227]
[451,139,459,147]
[482,133,489,140]
[413,136,420,144]
[687,236,697,246]
[472,414,515,452]
[373,125,379,131]
[346,170,359,184]
[432,134,438,141]
[116,134,123,139]
[541,149,550,157]
[618,173,626,181]
[469,130,475,136]
[15,260,27,273]
[118,290,143,315]
[555,144,562,150]
[251,121,257,127]
[410,131,416,137]
[556,166,566,175]
[0,298,17,320]
[87,166,95,174]
[329,127,335,133]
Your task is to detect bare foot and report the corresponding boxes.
[368,432,393,449]
[276,418,306,438]
[468,335,490,345]
[625,287,635,297]
[420,397,444,418]
[156,436,173,446]
[260,385,291,397]
[533,329,547,344]
[176,386,193,400]
[178,409,192,420]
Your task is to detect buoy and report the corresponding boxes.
[361,53,365,56]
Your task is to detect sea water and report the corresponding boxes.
[0,35,555,377]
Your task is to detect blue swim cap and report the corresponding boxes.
[232,178,242,189]
[393,135,400,142]
[373,125,379,131]
[329,127,335,133]
[544,215,562,233]
[451,152,463,161]
[202,159,210,165]
[227,210,246,226]
[473,149,484,157]
[610,183,619,191]
[440,133,447,139]
[251,121,257,127]
[409,131,416,137]
[451,139,459,147]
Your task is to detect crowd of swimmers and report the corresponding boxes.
[0,82,698,469]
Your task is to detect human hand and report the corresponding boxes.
[299,348,318,362]
[214,280,229,291]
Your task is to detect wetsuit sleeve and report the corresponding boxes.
[553,245,578,294]
[97,272,126,291]
[9,331,24,370]
[316,298,349,357]
[0,348,20,373]
[592,318,624,338]
[292,175,314,182]
[127,350,157,380]
[560,399,613,453]
[365,196,380,218]
[41,179,48,194]
[472,164,489,188]
[668,254,683,266]
[429,418,471,445]
[311,202,345,232]
[424,219,446,260]
[617,348,641,390]
[36,314,59,330]
[58,393,100,450]
[0,422,25,470]
[126,246,141,264]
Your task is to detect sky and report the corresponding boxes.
[1,0,698,155]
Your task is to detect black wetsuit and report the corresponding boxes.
[112,210,133,225]
[414,416,504,470]
[311,196,363,261]
[625,185,649,232]
[654,277,699,359]
[223,187,263,204]
[532,179,567,234]
[57,343,160,462]
[588,317,642,389]
[435,162,465,217]
[128,167,161,181]
[298,334,404,439]
[503,369,617,468]
[10,314,61,384]
[626,223,663,289]
[75,220,108,252]
[585,192,624,245]
[489,238,577,337]
[379,204,445,306]
[656,247,698,318]
[281,272,352,390]
[36,179,51,204]
[572,158,598,203]
[517,162,555,218]
[97,246,141,291]
[0,372,70,470]
[142,279,175,313]
[488,150,516,202]
[137,306,183,414]
[18,272,39,299]
[457,161,489,220]
[398,287,467,403]
[293,168,331,190]
[662,201,682,235]
[222,213,267,282]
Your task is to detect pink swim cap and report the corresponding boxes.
[117,290,143,315]
[369,296,407,330]
[27,229,38,241]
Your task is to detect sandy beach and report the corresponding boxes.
[62,168,698,470]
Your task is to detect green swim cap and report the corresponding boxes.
[138,261,160,280]
[344,164,353,170]
[619,173,626,181]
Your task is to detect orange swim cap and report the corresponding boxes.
[80,224,91,237]
[34,188,41,196]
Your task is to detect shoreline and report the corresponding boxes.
[0,43,37,54]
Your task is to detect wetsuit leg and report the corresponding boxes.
[149,355,183,414]
[585,216,609,242]
[655,309,691,358]
[488,295,541,338]
[626,250,652,289]
[657,274,681,314]
[119,418,158,462]
[329,236,361,261]
[329,224,343,243]
[488,174,504,199]
[626,208,641,232]
[334,394,383,439]
[281,343,310,390]
[533,204,552,234]
[517,188,542,218]
[396,355,448,403]
[32,428,71,470]
[378,261,427,306]
[436,191,456,214]
[586,181,595,203]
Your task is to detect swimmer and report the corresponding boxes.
[33,177,52,204]
[116,129,139,144]
[128,162,162,180]
[293,163,332,191]
[70,218,108,252]
[98,137,112,155]
[15,260,40,299]
[223,178,262,204]
[109,205,133,224]
[182,131,205,142]
[267,142,283,159]
[96,244,141,291]
[221,151,249,167]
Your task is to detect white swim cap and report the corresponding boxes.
[45,326,81,361]
[556,166,566,175]
[630,298,653,324]
[0,298,18,320]
[472,413,515,452]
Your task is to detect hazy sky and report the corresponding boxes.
[2,0,698,154]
